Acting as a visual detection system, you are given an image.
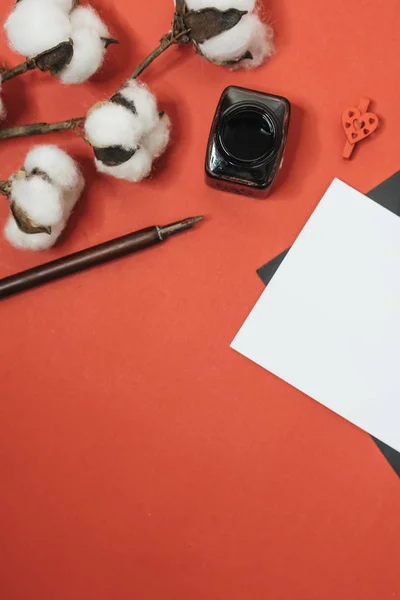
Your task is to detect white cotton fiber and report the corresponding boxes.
[185,0,256,11]
[5,0,72,57]
[9,177,63,227]
[240,17,274,68]
[59,28,106,84]
[142,115,171,159]
[85,103,144,150]
[4,145,85,251]
[62,174,85,214]
[69,5,110,38]
[119,81,159,135]
[95,147,153,182]
[200,13,260,64]
[52,0,76,12]
[24,145,82,189]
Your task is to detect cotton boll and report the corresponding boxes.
[5,175,84,250]
[199,12,254,63]
[85,102,144,150]
[185,0,256,11]
[9,177,63,227]
[5,175,65,250]
[142,115,171,160]
[95,147,153,182]
[119,81,159,135]
[4,146,85,251]
[58,28,106,84]
[85,83,163,178]
[200,13,262,64]
[5,0,72,57]
[24,145,82,189]
[69,5,110,38]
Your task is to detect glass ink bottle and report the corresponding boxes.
[205,86,290,198]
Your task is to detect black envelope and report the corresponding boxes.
[256,172,400,477]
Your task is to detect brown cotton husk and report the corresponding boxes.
[101,38,119,48]
[110,92,137,114]
[183,8,247,44]
[93,146,136,167]
[34,40,74,76]
[3,170,52,235]
[173,1,247,45]
[26,168,52,183]
[9,202,52,235]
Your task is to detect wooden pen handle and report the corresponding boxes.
[0,226,161,299]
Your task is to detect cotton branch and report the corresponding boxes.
[127,29,190,81]
[1,40,75,85]
[1,59,36,82]
[0,117,85,140]
[0,1,273,144]
[0,29,187,141]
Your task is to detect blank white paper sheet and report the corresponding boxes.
[231,179,400,453]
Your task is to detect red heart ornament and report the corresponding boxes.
[342,107,379,144]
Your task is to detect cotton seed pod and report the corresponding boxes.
[85,81,171,182]
[198,12,274,67]
[4,145,85,251]
[174,0,274,68]
[5,1,116,83]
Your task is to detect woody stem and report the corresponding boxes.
[127,28,190,81]
[129,37,175,80]
[1,60,36,82]
[0,25,191,141]
[0,117,85,140]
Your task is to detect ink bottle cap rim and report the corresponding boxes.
[217,101,282,167]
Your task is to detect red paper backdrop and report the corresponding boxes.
[0,1,399,598]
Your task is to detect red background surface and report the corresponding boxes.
[1,1,399,598]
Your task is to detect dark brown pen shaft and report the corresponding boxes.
[0,226,161,299]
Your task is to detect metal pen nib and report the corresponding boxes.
[158,216,204,239]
